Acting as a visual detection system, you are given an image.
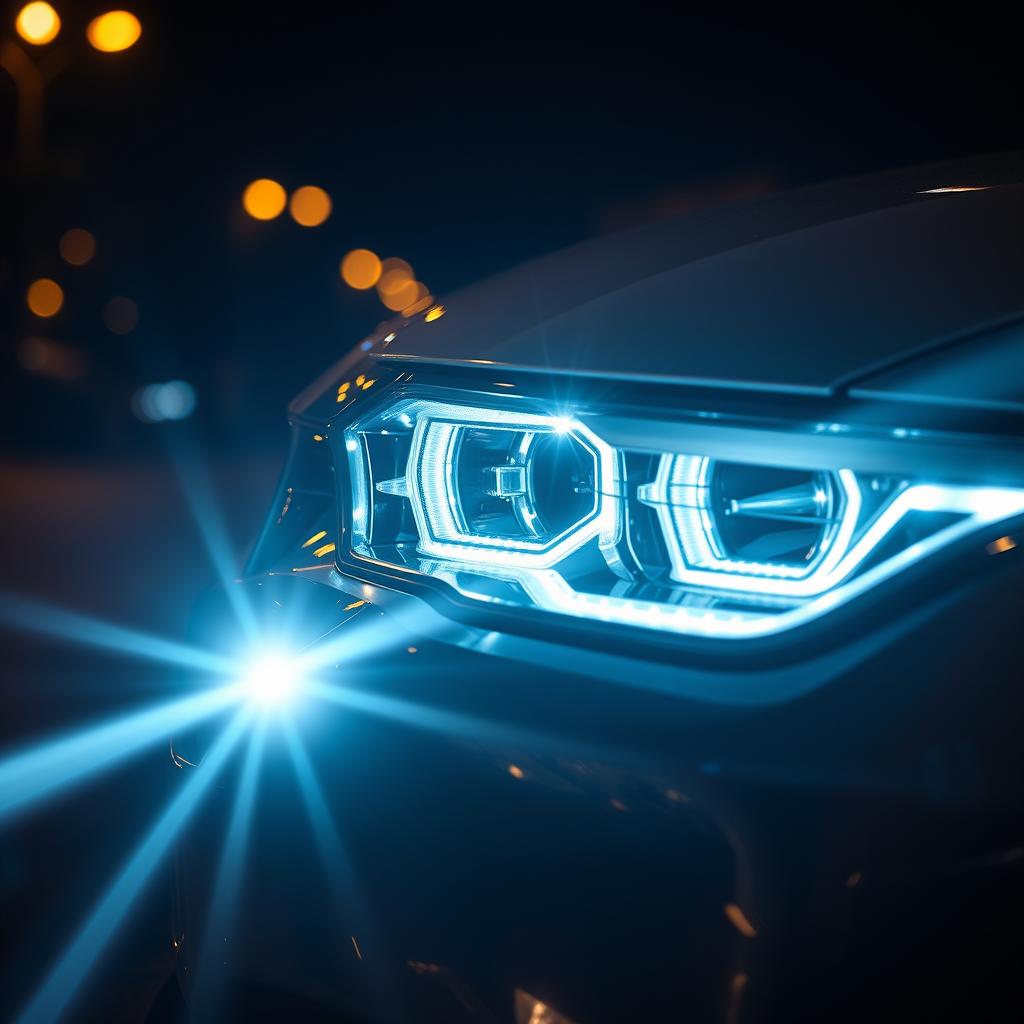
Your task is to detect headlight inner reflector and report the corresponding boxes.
[638,455,863,595]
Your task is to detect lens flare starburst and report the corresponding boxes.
[0,441,517,1022]
[241,653,302,708]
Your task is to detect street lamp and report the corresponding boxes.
[15,2,60,45]
[86,10,141,53]
[1,5,143,170]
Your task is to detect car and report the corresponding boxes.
[171,153,1024,1023]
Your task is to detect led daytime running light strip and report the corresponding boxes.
[346,395,1024,637]
[446,483,1024,638]
[653,475,1020,599]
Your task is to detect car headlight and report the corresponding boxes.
[395,401,619,567]
[337,384,1024,640]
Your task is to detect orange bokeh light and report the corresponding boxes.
[15,3,60,45]
[402,289,434,316]
[26,278,64,318]
[381,278,427,312]
[376,257,414,297]
[340,249,382,290]
[289,186,332,227]
[242,178,287,220]
[87,10,142,52]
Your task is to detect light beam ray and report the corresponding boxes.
[294,612,415,675]
[0,589,234,676]
[189,719,268,1011]
[16,709,252,1024]
[282,719,400,1020]
[0,684,243,824]
[309,681,604,763]
[160,429,258,642]
[281,717,359,900]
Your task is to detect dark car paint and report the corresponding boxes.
[378,186,1024,396]
[851,318,1024,414]
[292,154,1024,422]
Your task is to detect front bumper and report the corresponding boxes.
[173,566,1024,1023]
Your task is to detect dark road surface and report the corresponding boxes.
[0,454,279,1022]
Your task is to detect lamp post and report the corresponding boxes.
[0,4,141,172]
[2,3,145,388]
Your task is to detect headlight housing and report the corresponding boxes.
[394,400,619,567]
[335,380,1024,641]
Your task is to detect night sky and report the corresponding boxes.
[2,9,1021,456]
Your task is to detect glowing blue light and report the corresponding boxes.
[452,479,1024,638]
[162,432,259,642]
[17,710,252,1024]
[0,685,242,823]
[0,589,233,675]
[391,400,620,568]
[189,722,267,1010]
[641,455,864,597]
[442,466,1024,634]
[280,716,405,1018]
[294,609,409,675]
[241,653,302,708]
[344,394,1024,638]
[131,380,197,423]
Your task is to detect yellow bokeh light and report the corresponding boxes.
[340,249,382,290]
[242,178,287,221]
[15,3,60,44]
[424,304,446,322]
[987,535,1017,555]
[86,10,142,53]
[289,186,331,227]
[26,278,64,318]
[59,228,96,266]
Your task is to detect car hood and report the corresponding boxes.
[372,153,1024,398]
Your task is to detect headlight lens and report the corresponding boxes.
[341,390,1024,640]
[637,455,862,595]
[397,401,618,566]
